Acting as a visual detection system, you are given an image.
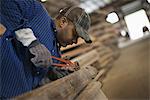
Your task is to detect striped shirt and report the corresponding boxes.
[0,0,61,98]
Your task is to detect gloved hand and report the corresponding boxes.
[60,61,80,72]
[28,41,53,68]
[51,56,80,72]
[47,66,71,81]
[15,28,52,68]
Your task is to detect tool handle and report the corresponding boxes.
[51,56,73,64]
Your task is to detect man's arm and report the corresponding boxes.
[15,28,53,68]
[2,0,52,68]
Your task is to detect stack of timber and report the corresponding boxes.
[15,32,120,99]
[14,0,150,99]
[15,6,120,98]
[15,66,98,100]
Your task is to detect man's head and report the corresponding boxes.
[54,6,92,47]
[0,23,6,37]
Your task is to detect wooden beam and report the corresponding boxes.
[61,44,94,59]
[95,10,108,16]
[15,66,98,100]
[71,49,99,67]
[75,82,108,100]
[64,0,80,5]
[93,69,108,81]
[90,22,112,33]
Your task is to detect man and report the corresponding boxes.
[0,0,92,98]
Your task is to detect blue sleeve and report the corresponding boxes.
[1,0,36,32]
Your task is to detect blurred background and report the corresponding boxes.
[38,0,149,99]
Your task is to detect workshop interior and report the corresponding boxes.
[0,0,150,100]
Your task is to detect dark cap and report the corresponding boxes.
[59,6,92,43]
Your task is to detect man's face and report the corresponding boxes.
[56,17,79,47]
[0,24,6,37]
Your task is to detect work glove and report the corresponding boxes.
[28,41,52,68]
[47,66,71,81]
[51,56,80,72]
[15,28,52,68]
[59,61,80,72]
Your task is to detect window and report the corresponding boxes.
[124,9,150,40]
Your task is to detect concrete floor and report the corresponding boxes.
[102,38,150,100]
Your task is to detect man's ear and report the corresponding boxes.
[0,24,6,37]
[59,17,68,29]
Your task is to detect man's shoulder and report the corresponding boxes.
[3,0,35,2]
[2,0,37,8]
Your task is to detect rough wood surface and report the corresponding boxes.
[71,49,99,67]
[75,82,108,100]
[15,66,98,100]
[62,44,94,58]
